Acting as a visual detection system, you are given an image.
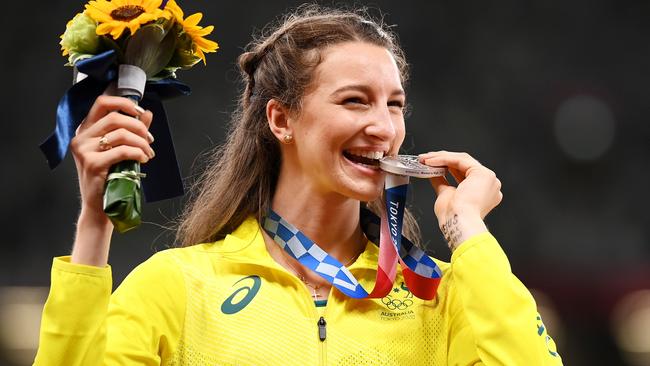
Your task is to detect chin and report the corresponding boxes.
[337,160,386,201]
[341,181,384,202]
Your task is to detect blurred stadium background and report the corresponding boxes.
[1,0,649,364]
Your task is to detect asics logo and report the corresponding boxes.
[221,275,261,315]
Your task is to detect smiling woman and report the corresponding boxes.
[34,4,562,365]
[269,41,406,203]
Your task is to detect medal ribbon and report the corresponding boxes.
[262,174,442,300]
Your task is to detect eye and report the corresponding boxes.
[388,100,405,108]
[343,97,366,105]
[388,100,405,112]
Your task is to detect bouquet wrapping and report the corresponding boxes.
[41,0,218,233]
[102,65,147,233]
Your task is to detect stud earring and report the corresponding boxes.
[283,134,294,144]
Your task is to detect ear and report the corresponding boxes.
[266,99,293,142]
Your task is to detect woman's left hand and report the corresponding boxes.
[419,151,503,251]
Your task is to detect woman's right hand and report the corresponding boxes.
[69,95,155,266]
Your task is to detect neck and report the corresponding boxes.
[269,171,366,263]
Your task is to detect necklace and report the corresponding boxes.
[281,252,360,300]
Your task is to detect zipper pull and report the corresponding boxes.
[318,316,327,341]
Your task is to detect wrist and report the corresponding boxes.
[439,211,488,252]
[78,206,111,227]
[71,209,113,267]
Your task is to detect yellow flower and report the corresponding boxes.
[164,0,218,64]
[163,0,183,21]
[84,0,170,39]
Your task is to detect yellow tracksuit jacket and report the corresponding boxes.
[34,217,562,365]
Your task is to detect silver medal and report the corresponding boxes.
[379,155,446,178]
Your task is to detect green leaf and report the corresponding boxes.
[166,28,201,70]
[100,35,125,62]
[103,160,143,233]
[150,67,178,80]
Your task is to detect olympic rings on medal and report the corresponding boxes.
[381,296,413,310]
[98,135,112,151]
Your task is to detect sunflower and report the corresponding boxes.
[164,0,219,64]
[84,0,170,39]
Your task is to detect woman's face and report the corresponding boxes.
[288,41,406,201]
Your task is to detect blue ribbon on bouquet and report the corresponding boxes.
[39,49,191,202]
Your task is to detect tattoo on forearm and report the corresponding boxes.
[441,214,462,250]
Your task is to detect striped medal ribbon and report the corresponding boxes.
[262,174,442,300]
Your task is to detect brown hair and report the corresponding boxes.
[176,4,421,246]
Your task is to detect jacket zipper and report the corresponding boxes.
[318,316,327,365]
[318,316,327,341]
[315,290,332,366]
[262,255,331,364]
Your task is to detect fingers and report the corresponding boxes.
[447,168,465,184]
[100,145,153,166]
[429,175,454,196]
[78,146,153,177]
[70,106,155,176]
[72,130,153,166]
[73,139,152,173]
[421,150,503,202]
[139,109,154,130]
[419,151,483,179]
[82,111,154,145]
[95,128,155,158]
[83,95,145,128]
[77,96,153,137]
[421,150,504,223]
[70,96,156,220]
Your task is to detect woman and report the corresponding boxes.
[35,5,562,365]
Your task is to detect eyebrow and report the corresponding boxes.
[331,84,405,98]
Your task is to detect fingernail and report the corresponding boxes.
[135,105,145,114]
[149,148,156,158]
[147,131,155,143]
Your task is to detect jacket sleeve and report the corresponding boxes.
[33,251,186,365]
[446,232,562,366]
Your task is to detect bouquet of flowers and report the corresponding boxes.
[60,0,217,74]
[42,0,218,233]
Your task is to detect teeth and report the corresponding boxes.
[347,150,385,160]
[358,162,380,170]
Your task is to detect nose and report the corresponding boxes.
[364,105,398,142]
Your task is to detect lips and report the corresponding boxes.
[343,149,385,167]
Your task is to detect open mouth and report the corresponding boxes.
[343,150,384,168]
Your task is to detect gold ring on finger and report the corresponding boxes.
[98,135,112,151]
